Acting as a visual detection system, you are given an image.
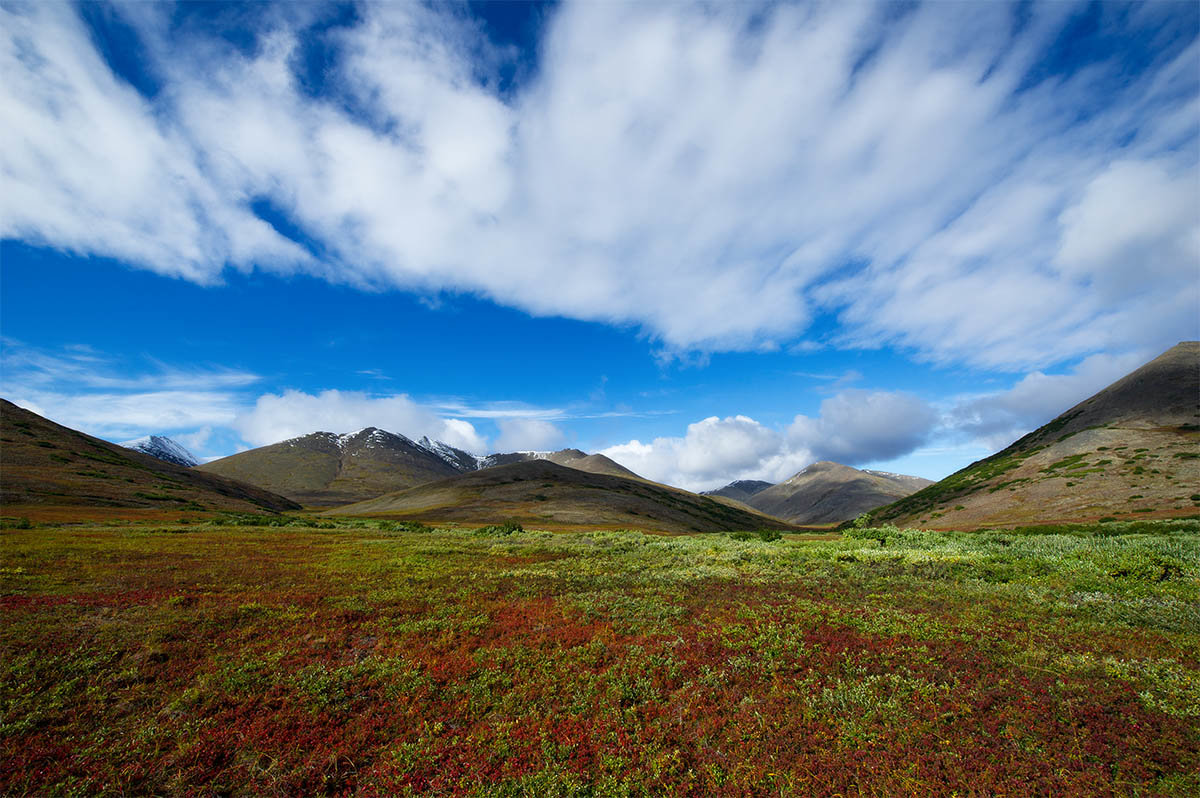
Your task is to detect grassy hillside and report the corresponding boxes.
[873,342,1200,528]
[197,428,461,507]
[748,461,932,523]
[324,460,792,533]
[0,399,299,518]
[2,518,1196,795]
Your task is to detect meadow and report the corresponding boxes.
[1,517,1197,796]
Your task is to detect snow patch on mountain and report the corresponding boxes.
[418,436,485,471]
[120,435,200,467]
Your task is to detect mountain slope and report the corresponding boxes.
[478,448,642,480]
[873,342,1200,528]
[703,480,774,503]
[120,435,200,467]
[196,428,462,507]
[0,399,299,516]
[324,460,794,534]
[746,462,933,524]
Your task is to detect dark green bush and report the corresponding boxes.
[473,521,524,537]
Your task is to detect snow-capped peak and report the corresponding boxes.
[417,436,485,471]
[120,435,200,468]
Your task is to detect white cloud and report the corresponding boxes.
[493,418,565,452]
[8,390,244,441]
[602,392,939,491]
[0,3,311,281]
[788,391,939,465]
[2,2,1194,368]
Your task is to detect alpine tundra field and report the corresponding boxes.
[2,517,1197,796]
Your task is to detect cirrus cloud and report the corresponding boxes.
[1,1,1195,368]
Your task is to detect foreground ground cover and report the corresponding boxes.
[1,518,1197,796]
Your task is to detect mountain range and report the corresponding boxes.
[4,342,1194,530]
[0,399,298,519]
[195,429,644,508]
[324,459,792,534]
[872,341,1200,528]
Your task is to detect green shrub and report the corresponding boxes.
[473,521,524,537]
[757,529,782,542]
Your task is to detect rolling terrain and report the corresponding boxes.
[873,342,1200,528]
[323,459,792,533]
[744,462,932,524]
[197,429,644,507]
[0,400,299,517]
[196,428,464,507]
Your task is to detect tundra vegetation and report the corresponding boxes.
[1,516,1197,796]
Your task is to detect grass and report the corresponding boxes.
[1,518,1198,795]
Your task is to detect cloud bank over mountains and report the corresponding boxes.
[3,1,1196,366]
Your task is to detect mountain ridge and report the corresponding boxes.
[0,399,299,517]
[872,342,1200,528]
[323,459,795,534]
[743,461,932,524]
[120,434,200,467]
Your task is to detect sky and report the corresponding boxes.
[1,0,1197,492]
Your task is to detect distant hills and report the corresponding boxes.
[872,342,1200,528]
[324,459,794,534]
[477,448,641,480]
[0,400,299,517]
[196,428,463,507]
[197,430,646,507]
[703,479,774,503]
[120,434,200,467]
[735,462,933,524]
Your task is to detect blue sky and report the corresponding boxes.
[1,0,1197,491]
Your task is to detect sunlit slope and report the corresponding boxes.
[197,428,462,507]
[323,459,794,533]
[0,399,299,515]
[747,462,932,523]
[873,342,1200,528]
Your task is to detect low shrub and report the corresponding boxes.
[473,521,524,536]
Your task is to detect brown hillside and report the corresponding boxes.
[196,428,461,507]
[874,342,1200,528]
[0,399,299,517]
[747,462,932,524]
[323,460,794,534]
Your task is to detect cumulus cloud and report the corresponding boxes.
[493,418,566,452]
[788,391,939,465]
[2,1,1195,367]
[602,392,939,491]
